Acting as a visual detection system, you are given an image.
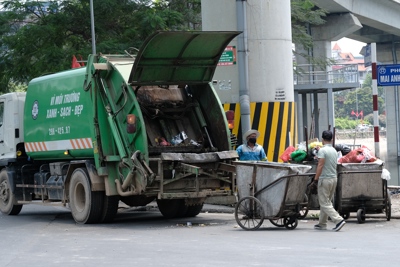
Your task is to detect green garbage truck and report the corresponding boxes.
[0,31,239,224]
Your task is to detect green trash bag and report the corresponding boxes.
[290,150,307,163]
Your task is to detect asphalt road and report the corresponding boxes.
[1,203,400,267]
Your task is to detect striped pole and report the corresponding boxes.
[371,43,380,158]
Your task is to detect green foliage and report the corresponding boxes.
[335,116,387,130]
[363,113,373,125]
[291,0,331,68]
[8,80,27,92]
[334,117,360,130]
[161,0,201,30]
[334,73,385,126]
[0,0,192,92]
[358,113,386,128]
[291,0,327,49]
[0,0,332,93]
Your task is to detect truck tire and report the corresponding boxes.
[156,199,188,219]
[69,168,103,224]
[99,195,119,223]
[0,170,23,215]
[184,203,204,217]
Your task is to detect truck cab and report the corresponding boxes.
[0,92,25,165]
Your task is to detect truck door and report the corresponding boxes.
[128,31,241,86]
[0,99,4,156]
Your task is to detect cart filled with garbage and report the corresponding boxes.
[335,161,391,223]
[279,139,321,216]
[233,161,314,230]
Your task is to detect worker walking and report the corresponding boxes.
[312,130,345,231]
[236,129,267,161]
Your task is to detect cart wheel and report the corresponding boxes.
[297,194,309,219]
[235,196,265,230]
[356,208,366,224]
[269,218,285,227]
[283,216,298,230]
[385,189,391,221]
[340,212,350,220]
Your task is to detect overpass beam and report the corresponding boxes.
[312,13,362,42]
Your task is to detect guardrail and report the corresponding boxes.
[335,129,386,139]
[294,64,359,85]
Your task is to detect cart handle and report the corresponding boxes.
[337,170,382,175]
[254,173,315,198]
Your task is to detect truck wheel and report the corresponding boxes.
[99,196,119,223]
[0,170,23,215]
[156,199,187,219]
[69,168,103,224]
[185,203,204,217]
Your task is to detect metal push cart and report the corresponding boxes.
[335,161,391,223]
[233,161,314,230]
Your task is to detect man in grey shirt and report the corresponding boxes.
[313,130,346,231]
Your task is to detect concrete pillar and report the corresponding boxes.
[301,93,308,140]
[201,0,296,162]
[312,41,331,136]
[246,0,294,102]
[201,0,239,103]
[375,43,400,185]
[359,42,400,185]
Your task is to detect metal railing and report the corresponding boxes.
[294,64,359,85]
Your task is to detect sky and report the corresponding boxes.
[331,37,366,57]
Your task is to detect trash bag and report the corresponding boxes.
[337,149,359,163]
[338,145,377,164]
[335,144,351,156]
[307,148,318,161]
[309,141,322,150]
[382,168,391,180]
[290,149,307,163]
[358,145,376,163]
[280,146,295,162]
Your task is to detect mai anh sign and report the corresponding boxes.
[377,64,400,86]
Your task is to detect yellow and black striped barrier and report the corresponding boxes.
[223,101,297,162]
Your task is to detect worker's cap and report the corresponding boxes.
[243,129,260,140]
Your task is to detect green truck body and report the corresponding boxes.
[0,31,239,224]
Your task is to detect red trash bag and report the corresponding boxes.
[280,146,295,162]
[359,145,377,163]
[338,149,360,163]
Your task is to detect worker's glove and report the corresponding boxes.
[308,180,318,195]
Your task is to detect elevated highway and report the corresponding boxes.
[314,0,400,44]
[298,0,400,185]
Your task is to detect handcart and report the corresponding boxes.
[233,161,314,230]
[335,161,391,223]
[292,160,319,219]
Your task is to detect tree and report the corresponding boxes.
[291,0,331,67]
[0,0,328,93]
[334,73,385,126]
[0,0,186,92]
[160,0,201,30]
[291,0,327,50]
